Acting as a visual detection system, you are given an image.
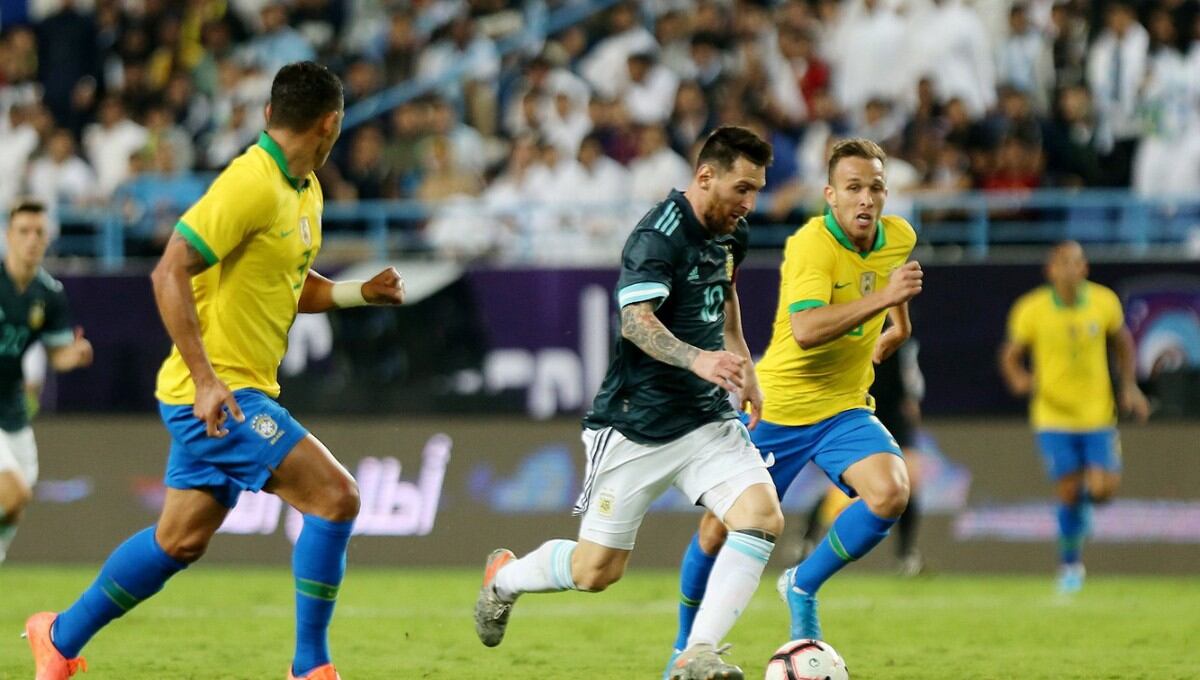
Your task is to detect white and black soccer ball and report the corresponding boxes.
[764,639,849,680]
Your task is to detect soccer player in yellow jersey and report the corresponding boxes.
[666,139,922,663]
[25,62,405,680]
[1000,241,1149,594]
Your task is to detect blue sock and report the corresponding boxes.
[673,532,717,650]
[792,500,896,595]
[52,526,187,657]
[1057,502,1084,565]
[292,515,354,677]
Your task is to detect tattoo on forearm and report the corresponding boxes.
[620,302,699,369]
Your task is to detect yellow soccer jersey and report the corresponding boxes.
[756,212,917,426]
[1007,282,1124,431]
[155,132,323,404]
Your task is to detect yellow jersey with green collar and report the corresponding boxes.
[1007,282,1123,431]
[155,131,323,404]
[756,212,917,426]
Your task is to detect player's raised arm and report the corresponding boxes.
[790,261,922,349]
[620,301,745,391]
[298,267,406,313]
[1110,326,1149,423]
[873,302,913,365]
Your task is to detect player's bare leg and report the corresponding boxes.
[0,469,32,564]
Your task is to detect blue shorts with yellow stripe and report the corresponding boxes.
[160,389,308,508]
[745,408,903,498]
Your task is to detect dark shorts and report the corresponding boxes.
[747,408,903,498]
[160,389,308,508]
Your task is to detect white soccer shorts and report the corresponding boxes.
[574,419,772,550]
[0,426,38,488]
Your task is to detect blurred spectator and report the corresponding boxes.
[335,125,398,201]
[26,128,97,215]
[654,10,695,80]
[1049,1,1090,88]
[35,0,101,126]
[1131,8,1200,197]
[84,96,149,195]
[204,100,257,169]
[557,133,632,206]
[668,81,713,156]
[144,104,196,173]
[542,90,592,159]
[0,105,44,213]
[777,25,830,114]
[417,13,499,132]
[428,97,488,174]
[343,59,382,109]
[193,20,237,98]
[996,3,1055,114]
[579,2,657,99]
[628,124,691,205]
[417,135,483,202]
[980,136,1042,192]
[588,97,639,165]
[1086,1,1148,186]
[375,10,423,85]
[241,3,316,75]
[384,100,431,195]
[291,0,345,55]
[908,0,996,118]
[689,31,728,93]
[829,0,909,116]
[115,143,206,254]
[1043,84,1104,188]
[620,51,679,125]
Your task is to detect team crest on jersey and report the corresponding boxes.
[724,245,734,280]
[251,413,280,441]
[28,301,44,330]
[299,216,312,246]
[596,490,616,518]
[859,271,877,295]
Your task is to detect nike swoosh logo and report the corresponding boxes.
[834,282,850,289]
[280,229,295,238]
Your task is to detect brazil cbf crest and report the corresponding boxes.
[299,216,312,246]
[251,413,283,443]
[859,271,877,295]
[28,301,44,331]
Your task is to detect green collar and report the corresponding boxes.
[823,209,885,257]
[256,131,308,191]
[1050,282,1088,308]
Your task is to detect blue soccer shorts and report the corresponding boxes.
[746,408,903,498]
[1035,429,1122,480]
[160,389,309,508]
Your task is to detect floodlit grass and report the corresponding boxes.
[1,565,1196,679]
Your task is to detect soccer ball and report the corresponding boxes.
[763,639,849,680]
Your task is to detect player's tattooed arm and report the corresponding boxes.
[168,230,214,275]
[620,301,699,369]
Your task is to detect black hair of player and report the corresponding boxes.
[267,61,344,132]
[9,198,46,222]
[696,126,773,172]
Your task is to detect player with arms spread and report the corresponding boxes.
[666,139,923,665]
[474,126,782,680]
[25,62,406,680]
[0,200,93,566]
[1000,241,1149,593]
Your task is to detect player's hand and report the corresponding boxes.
[70,326,93,368]
[739,370,764,430]
[362,267,406,305]
[193,375,245,438]
[1120,384,1150,424]
[1007,371,1034,397]
[882,261,923,306]
[691,350,746,392]
[872,325,908,364]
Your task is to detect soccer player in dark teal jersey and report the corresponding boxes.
[0,200,94,565]
[474,127,783,680]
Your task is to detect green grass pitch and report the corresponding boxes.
[1,565,1196,679]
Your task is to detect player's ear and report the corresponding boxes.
[263,103,272,126]
[823,184,835,207]
[696,163,714,190]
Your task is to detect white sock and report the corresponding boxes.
[688,531,774,648]
[493,539,577,602]
[0,523,16,564]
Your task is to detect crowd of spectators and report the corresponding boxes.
[2,0,1200,261]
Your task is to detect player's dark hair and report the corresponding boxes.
[696,126,773,172]
[9,198,46,221]
[267,61,344,132]
[827,138,887,183]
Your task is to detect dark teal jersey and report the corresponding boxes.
[0,264,73,431]
[583,190,749,444]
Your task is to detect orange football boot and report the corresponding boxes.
[23,612,87,679]
[288,663,341,680]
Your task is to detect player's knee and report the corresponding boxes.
[159,532,212,563]
[326,477,360,522]
[864,479,910,519]
[698,513,729,553]
[0,487,32,520]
